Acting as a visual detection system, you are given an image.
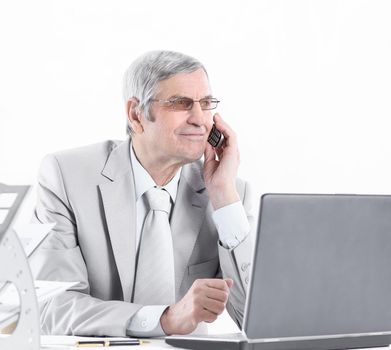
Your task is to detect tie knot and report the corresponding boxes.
[145,187,171,213]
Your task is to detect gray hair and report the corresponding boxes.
[123,50,208,134]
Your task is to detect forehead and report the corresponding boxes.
[156,69,211,98]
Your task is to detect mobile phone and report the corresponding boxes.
[207,124,225,148]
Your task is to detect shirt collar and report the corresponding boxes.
[130,145,181,203]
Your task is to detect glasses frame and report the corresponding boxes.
[151,96,220,111]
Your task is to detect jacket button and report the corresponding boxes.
[241,263,250,271]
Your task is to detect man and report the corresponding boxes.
[31,50,253,337]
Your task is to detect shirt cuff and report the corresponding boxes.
[126,305,168,337]
[212,201,250,249]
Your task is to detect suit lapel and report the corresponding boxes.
[171,161,209,299]
[98,138,136,302]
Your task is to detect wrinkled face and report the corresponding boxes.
[139,69,214,165]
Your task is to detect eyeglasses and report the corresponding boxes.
[151,97,220,111]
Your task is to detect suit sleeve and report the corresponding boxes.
[29,154,142,336]
[215,180,255,328]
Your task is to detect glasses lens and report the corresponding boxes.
[172,98,193,110]
[200,98,219,110]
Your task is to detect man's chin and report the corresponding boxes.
[179,150,205,165]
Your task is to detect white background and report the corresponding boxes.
[1,0,391,333]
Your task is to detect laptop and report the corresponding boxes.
[166,194,391,350]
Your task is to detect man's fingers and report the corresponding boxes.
[213,113,237,147]
[194,279,231,300]
[205,288,229,303]
[185,279,234,326]
[202,297,226,315]
[192,278,231,302]
[203,278,231,291]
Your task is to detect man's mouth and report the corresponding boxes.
[179,134,206,141]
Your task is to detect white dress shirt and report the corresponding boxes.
[127,146,250,336]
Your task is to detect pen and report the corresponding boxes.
[76,339,147,347]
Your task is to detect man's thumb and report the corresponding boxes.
[224,278,234,288]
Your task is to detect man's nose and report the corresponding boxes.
[187,102,207,125]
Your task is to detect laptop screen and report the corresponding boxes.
[244,194,391,340]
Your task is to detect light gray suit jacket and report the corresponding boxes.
[30,138,254,336]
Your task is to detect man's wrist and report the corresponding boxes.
[213,201,250,249]
[160,306,173,335]
[208,185,240,210]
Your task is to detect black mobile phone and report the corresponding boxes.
[207,124,224,148]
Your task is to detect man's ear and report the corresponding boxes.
[127,98,144,134]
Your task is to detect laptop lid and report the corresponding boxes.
[244,194,391,341]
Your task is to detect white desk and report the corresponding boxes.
[40,335,391,350]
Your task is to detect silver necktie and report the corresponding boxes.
[133,187,175,305]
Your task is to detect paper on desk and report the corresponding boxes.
[14,222,56,257]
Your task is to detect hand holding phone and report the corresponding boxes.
[204,114,240,209]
